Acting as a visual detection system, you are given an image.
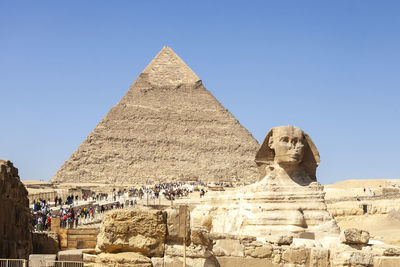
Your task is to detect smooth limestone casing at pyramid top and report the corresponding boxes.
[51,47,259,184]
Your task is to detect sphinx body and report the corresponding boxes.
[191,126,339,237]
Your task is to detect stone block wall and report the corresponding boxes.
[52,227,98,250]
[0,160,32,259]
[82,206,400,267]
[32,232,59,254]
[66,228,98,249]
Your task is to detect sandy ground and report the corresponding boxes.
[23,180,52,185]
[325,179,400,189]
[324,179,400,199]
[336,214,400,246]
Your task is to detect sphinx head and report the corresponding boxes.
[268,126,305,165]
[255,126,320,182]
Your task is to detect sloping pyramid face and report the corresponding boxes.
[51,47,259,184]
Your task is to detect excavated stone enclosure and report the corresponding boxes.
[0,160,32,259]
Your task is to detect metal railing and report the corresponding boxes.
[45,261,83,267]
[0,259,27,267]
[0,259,83,267]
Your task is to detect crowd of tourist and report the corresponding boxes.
[30,181,206,232]
[32,201,125,231]
[32,198,52,231]
[128,181,203,200]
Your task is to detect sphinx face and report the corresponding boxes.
[269,126,305,165]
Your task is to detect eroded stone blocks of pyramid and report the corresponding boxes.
[51,47,259,184]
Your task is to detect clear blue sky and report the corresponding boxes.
[1,1,399,184]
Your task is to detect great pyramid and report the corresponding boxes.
[51,47,259,184]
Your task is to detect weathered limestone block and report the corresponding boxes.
[243,240,264,249]
[95,252,152,267]
[340,228,370,245]
[96,208,167,257]
[57,249,83,261]
[265,235,293,246]
[212,239,244,257]
[65,228,98,250]
[292,238,320,247]
[373,256,400,267]
[83,253,98,263]
[216,256,276,267]
[191,227,210,246]
[0,159,32,259]
[165,243,212,258]
[273,254,281,264]
[318,236,343,250]
[281,247,308,265]
[331,250,373,267]
[309,248,330,267]
[298,232,315,240]
[32,232,59,254]
[29,254,57,267]
[208,233,256,242]
[369,244,400,257]
[245,244,273,258]
[151,257,164,267]
[164,256,218,267]
[383,246,400,256]
[58,228,68,249]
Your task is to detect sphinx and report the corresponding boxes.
[255,125,319,186]
[191,126,339,237]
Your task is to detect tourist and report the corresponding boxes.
[37,215,43,231]
[89,207,93,220]
[75,209,80,227]
[200,189,206,198]
[45,215,51,231]
[62,210,68,228]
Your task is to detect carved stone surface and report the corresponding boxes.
[96,208,167,257]
[51,46,259,184]
[340,228,370,245]
[191,227,210,247]
[374,256,400,267]
[255,125,320,185]
[331,250,374,267]
[95,252,152,267]
[0,159,32,259]
[191,126,340,237]
[32,232,59,254]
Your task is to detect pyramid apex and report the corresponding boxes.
[141,46,200,86]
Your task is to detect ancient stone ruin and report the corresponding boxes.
[191,126,339,237]
[79,127,400,266]
[51,46,259,185]
[86,205,400,267]
[0,160,32,259]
